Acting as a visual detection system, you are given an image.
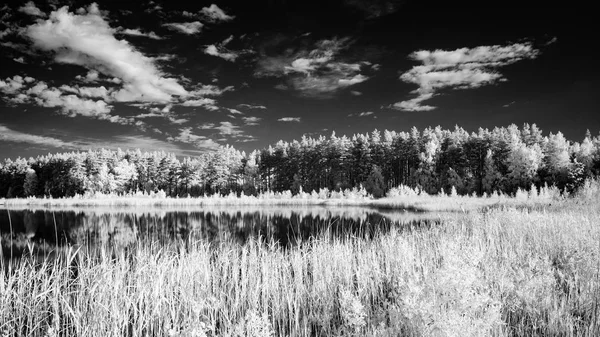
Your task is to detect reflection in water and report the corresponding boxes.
[1,206,441,259]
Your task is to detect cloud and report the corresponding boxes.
[120,28,162,40]
[76,70,99,82]
[278,117,301,122]
[215,121,243,137]
[26,4,187,103]
[13,57,26,64]
[19,1,46,17]
[344,0,404,18]
[203,35,252,62]
[189,84,234,96]
[181,98,218,111]
[242,116,261,126]
[392,42,540,111]
[1,77,138,124]
[237,103,267,109]
[200,4,234,22]
[255,37,371,98]
[163,21,203,34]
[391,93,435,111]
[204,44,238,62]
[197,121,248,139]
[0,124,76,149]
[168,127,220,150]
[350,90,362,96]
[227,108,243,115]
[349,111,375,117]
[28,82,114,119]
[0,75,26,94]
[59,84,110,99]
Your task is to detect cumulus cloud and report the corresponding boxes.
[255,37,371,98]
[26,4,187,103]
[19,1,46,17]
[204,44,238,62]
[278,117,301,122]
[242,116,261,126]
[76,70,100,82]
[120,28,162,40]
[1,77,138,124]
[0,124,76,149]
[392,42,540,111]
[163,21,203,35]
[168,127,220,150]
[200,4,234,22]
[181,98,218,111]
[215,121,243,137]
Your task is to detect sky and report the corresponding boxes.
[0,0,598,160]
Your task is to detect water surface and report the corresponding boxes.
[1,206,441,259]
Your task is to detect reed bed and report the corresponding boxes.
[2,204,599,336]
[0,184,560,212]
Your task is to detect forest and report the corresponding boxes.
[1,123,599,199]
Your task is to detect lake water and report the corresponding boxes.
[1,206,441,259]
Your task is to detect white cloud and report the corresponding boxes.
[237,103,267,109]
[393,42,540,111]
[13,57,26,64]
[76,70,100,82]
[26,4,187,103]
[189,84,234,96]
[221,35,234,46]
[204,44,238,62]
[227,108,243,115]
[59,84,110,99]
[278,117,301,122]
[19,1,46,17]
[120,28,162,40]
[256,37,370,98]
[0,124,76,149]
[338,74,368,86]
[1,78,135,124]
[215,121,243,136]
[168,127,220,150]
[391,93,435,111]
[242,116,261,126]
[163,21,203,34]
[350,90,362,96]
[181,98,217,108]
[200,4,234,22]
[0,75,26,93]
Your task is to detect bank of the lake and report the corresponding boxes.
[0,186,562,212]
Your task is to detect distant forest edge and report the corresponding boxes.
[1,124,599,199]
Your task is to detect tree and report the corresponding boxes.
[364,165,385,198]
[23,168,38,197]
[507,142,543,190]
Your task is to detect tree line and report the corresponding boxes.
[1,123,599,198]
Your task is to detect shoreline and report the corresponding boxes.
[0,193,557,212]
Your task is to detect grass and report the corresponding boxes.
[0,183,564,212]
[2,196,600,336]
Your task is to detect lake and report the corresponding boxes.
[1,206,442,260]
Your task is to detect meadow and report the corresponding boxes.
[1,182,599,336]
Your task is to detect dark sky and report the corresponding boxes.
[0,0,598,160]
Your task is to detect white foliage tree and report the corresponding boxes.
[507,142,543,188]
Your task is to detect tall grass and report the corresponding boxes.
[2,205,599,336]
[0,183,563,212]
